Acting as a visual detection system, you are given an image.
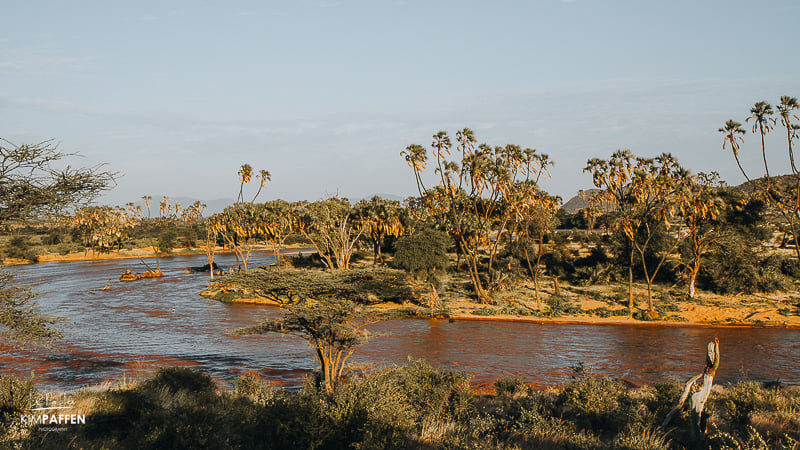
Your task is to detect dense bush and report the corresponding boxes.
[287,251,326,269]
[283,233,313,245]
[11,364,800,449]
[698,235,792,294]
[392,228,450,290]
[2,236,39,262]
[556,364,631,435]
[546,294,582,317]
[0,375,38,442]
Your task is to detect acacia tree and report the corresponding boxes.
[296,197,363,270]
[230,268,416,393]
[0,138,116,224]
[1,138,114,347]
[177,200,219,279]
[353,196,404,265]
[1,271,63,347]
[236,300,376,394]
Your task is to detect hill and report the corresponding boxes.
[561,190,595,214]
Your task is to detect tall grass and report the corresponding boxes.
[6,364,799,449]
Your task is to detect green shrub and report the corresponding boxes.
[546,294,582,317]
[698,235,791,294]
[764,254,800,279]
[0,375,38,440]
[15,364,800,449]
[497,304,538,317]
[556,364,630,435]
[139,366,217,394]
[277,359,473,448]
[494,377,531,399]
[156,228,177,254]
[288,251,326,269]
[612,423,671,449]
[41,230,64,245]
[470,306,498,316]
[233,372,278,406]
[3,236,38,262]
[392,229,450,291]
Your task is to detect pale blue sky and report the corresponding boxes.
[2,1,799,206]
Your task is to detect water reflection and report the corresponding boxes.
[2,253,799,391]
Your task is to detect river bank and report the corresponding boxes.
[2,244,314,265]
[6,244,800,329]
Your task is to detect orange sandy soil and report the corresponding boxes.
[2,244,312,265]
[445,297,800,329]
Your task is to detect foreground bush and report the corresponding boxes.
[10,364,800,449]
[0,375,39,443]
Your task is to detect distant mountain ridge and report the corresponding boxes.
[350,193,406,204]
[735,173,800,193]
[560,189,602,214]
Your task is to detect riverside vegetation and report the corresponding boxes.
[2,363,799,449]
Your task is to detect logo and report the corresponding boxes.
[21,392,86,432]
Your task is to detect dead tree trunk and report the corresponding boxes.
[662,338,720,444]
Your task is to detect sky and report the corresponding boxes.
[2,1,799,208]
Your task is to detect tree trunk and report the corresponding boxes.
[662,338,720,444]
[628,250,635,316]
[468,253,488,303]
[373,241,382,265]
[761,128,770,177]
[687,253,703,299]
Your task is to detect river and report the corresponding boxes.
[2,252,799,391]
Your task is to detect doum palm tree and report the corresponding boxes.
[401,144,428,196]
[719,120,750,184]
[777,96,800,174]
[237,164,253,203]
[746,101,775,177]
[252,169,272,202]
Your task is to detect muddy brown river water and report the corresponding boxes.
[2,252,799,391]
